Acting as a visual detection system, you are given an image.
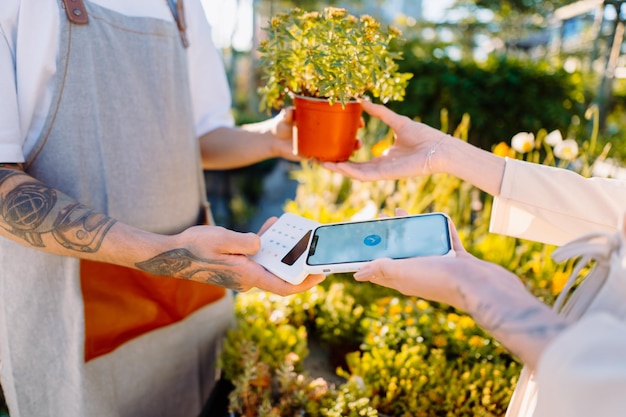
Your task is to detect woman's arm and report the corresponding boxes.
[323,100,506,196]
[324,100,626,244]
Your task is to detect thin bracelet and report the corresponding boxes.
[423,135,446,174]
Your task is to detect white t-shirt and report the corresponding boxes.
[0,0,234,163]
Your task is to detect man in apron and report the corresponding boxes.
[0,1,323,416]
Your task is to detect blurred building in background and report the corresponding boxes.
[201,0,425,53]
[506,0,626,125]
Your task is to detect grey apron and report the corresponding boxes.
[0,2,233,416]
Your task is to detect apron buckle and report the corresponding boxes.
[62,0,89,25]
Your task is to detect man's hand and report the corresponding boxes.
[136,221,324,296]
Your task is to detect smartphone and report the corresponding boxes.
[304,212,454,274]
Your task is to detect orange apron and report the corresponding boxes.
[80,260,225,361]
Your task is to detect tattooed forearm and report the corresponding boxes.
[0,164,24,185]
[52,202,116,252]
[0,174,116,252]
[136,248,244,291]
[1,182,57,246]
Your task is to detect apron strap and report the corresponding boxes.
[59,0,187,47]
[166,0,190,48]
[61,0,89,25]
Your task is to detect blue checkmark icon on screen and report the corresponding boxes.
[363,234,382,246]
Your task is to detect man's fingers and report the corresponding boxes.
[281,107,294,124]
[257,216,278,236]
[287,273,326,293]
[217,230,261,256]
[252,271,326,296]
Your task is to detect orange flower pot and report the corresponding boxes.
[292,95,362,162]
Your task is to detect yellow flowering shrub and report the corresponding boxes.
[219,105,610,416]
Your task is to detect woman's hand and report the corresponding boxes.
[322,100,506,197]
[323,100,450,180]
[353,213,568,368]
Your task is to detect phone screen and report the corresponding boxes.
[306,213,451,266]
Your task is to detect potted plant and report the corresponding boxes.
[257,7,413,162]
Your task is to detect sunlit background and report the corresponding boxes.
[201,0,454,52]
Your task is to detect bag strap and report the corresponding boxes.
[61,0,89,25]
[551,231,619,317]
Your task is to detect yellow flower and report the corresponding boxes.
[389,305,402,316]
[447,313,460,323]
[302,11,321,21]
[492,141,515,158]
[469,335,485,348]
[372,128,395,157]
[324,7,347,19]
[454,329,467,341]
[433,335,448,347]
[458,316,475,329]
[511,132,535,154]
[371,138,392,157]
[389,26,403,37]
[551,270,570,295]
[416,299,430,311]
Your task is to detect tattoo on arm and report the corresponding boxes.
[0,166,23,184]
[52,202,116,252]
[457,285,567,342]
[1,182,57,246]
[135,248,244,291]
[0,168,116,252]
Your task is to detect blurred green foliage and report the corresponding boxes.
[387,46,589,150]
[602,78,626,162]
[219,106,616,415]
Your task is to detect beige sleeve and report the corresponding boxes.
[489,158,626,246]
[533,313,626,417]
